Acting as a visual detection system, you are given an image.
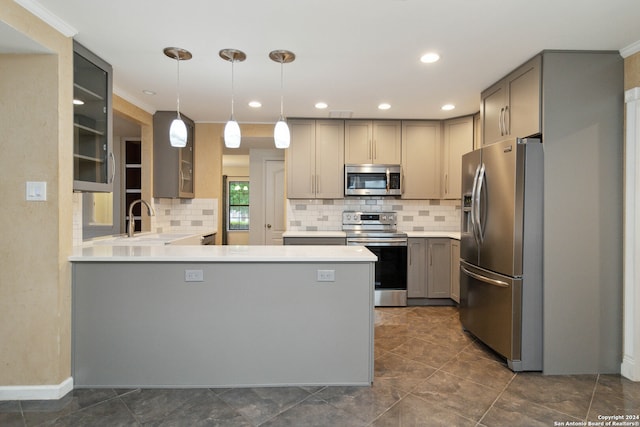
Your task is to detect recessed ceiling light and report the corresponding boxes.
[73,99,84,105]
[420,52,440,64]
[315,102,328,109]
[142,89,156,96]
[378,103,391,110]
[441,104,455,111]
[248,101,262,108]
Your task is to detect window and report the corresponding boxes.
[228,180,249,230]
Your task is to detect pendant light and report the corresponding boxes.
[219,49,246,149]
[269,50,296,149]
[163,47,192,147]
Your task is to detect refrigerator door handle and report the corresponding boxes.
[461,266,509,288]
[475,163,486,244]
[471,164,481,244]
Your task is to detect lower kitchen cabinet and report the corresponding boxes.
[407,237,453,299]
[450,240,460,303]
[427,238,451,298]
[407,238,427,298]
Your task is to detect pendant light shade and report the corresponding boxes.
[274,119,290,149]
[169,118,188,148]
[163,47,192,147]
[269,50,295,149]
[219,49,246,149]
[224,119,241,148]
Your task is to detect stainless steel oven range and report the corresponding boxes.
[343,211,408,306]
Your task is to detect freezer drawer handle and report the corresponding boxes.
[461,266,509,288]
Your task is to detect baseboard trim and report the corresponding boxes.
[621,356,639,382]
[0,377,73,401]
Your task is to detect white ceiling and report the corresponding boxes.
[10,0,640,124]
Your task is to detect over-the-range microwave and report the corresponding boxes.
[344,164,402,196]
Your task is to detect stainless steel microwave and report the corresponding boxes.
[344,164,402,196]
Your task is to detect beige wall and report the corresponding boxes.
[0,1,73,386]
[625,52,640,90]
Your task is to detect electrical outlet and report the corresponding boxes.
[317,269,335,282]
[185,269,204,282]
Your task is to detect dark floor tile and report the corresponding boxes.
[260,396,367,427]
[587,374,640,421]
[412,370,501,421]
[459,339,507,365]
[143,392,251,427]
[390,337,458,368]
[372,394,476,427]
[505,372,596,419]
[440,350,515,391]
[374,353,437,393]
[0,401,23,427]
[481,391,582,426]
[46,398,139,427]
[22,389,118,427]
[314,384,404,423]
[217,387,311,426]
[119,388,212,424]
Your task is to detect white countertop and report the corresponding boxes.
[70,245,377,262]
[282,230,460,240]
[283,231,347,238]
[83,230,216,246]
[406,231,461,240]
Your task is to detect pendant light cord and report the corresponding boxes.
[176,57,181,119]
[230,59,235,119]
[279,60,284,119]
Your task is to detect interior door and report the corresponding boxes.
[264,160,285,245]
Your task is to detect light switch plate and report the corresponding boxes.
[26,181,47,201]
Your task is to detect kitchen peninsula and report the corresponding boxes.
[69,245,376,388]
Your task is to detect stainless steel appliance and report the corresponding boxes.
[460,137,543,371]
[345,164,402,196]
[343,211,407,306]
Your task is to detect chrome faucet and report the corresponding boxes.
[127,199,155,237]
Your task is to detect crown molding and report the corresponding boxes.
[13,0,77,37]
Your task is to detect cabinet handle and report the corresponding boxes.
[109,152,116,184]
[311,175,315,194]
[504,105,509,135]
[180,168,185,191]
[499,108,505,136]
[316,175,320,194]
[444,174,448,195]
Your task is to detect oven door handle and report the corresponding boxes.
[347,239,408,246]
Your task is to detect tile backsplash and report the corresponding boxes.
[152,198,217,234]
[286,198,460,232]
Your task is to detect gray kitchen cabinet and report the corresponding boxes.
[481,55,541,146]
[427,238,451,298]
[283,236,346,245]
[345,120,401,164]
[407,238,427,298]
[153,111,195,198]
[441,116,473,199]
[401,121,441,199]
[450,239,460,303]
[73,41,114,192]
[473,112,482,150]
[287,119,344,199]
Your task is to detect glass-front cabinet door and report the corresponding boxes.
[73,41,113,192]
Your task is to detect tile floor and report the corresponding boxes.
[1,306,639,426]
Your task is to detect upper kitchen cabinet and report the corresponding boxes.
[401,121,441,199]
[153,111,195,198]
[441,116,473,199]
[481,55,541,146]
[73,41,114,192]
[287,119,344,199]
[345,120,401,164]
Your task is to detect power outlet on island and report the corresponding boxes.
[185,269,204,282]
[317,270,335,282]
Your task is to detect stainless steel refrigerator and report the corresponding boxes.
[460,137,543,371]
